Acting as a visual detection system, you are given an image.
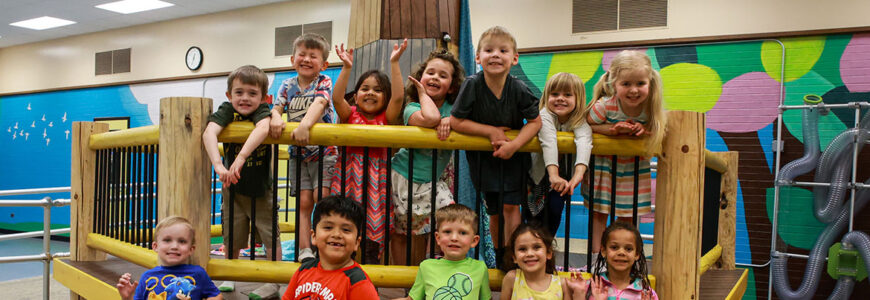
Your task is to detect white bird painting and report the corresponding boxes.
[65,130,70,140]
[62,112,67,123]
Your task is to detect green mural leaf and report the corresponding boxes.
[766,187,826,250]
[812,34,851,87]
[696,42,764,83]
[782,71,845,150]
[548,51,603,84]
[761,36,826,82]
[518,54,553,94]
[660,63,722,112]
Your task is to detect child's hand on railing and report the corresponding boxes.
[549,175,569,194]
[227,159,244,183]
[610,121,635,135]
[116,272,137,300]
[493,139,520,159]
[269,117,285,139]
[291,126,311,145]
[437,117,452,141]
[214,166,237,186]
[488,126,511,150]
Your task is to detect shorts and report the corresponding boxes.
[221,187,278,254]
[391,170,454,235]
[288,154,337,195]
[483,190,522,216]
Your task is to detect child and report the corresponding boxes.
[390,49,465,266]
[527,72,592,236]
[282,196,380,300]
[570,221,657,300]
[269,33,336,261]
[116,216,221,300]
[582,50,666,262]
[328,40,407,264]
[451,26,542,266]
[202,65,281,297]
[402,204,491,300]
[500,223,569,300]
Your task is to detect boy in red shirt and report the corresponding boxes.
[282,196,379,299]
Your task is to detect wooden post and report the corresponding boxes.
[70,121,109,300]
[652,111,706,300]
[715,151,738,270]
[158,97,212,268]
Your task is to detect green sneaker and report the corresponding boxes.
[218,280,235,292]
[249,283,279,300]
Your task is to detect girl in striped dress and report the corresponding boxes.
[582,50,666,262]
[329,40,407,263]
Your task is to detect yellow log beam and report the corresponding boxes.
[219,122,659,157]
[699,244,722,276]
[725,269,749,300]
[89,125,159,149]
[704,149,728,174]
[87,233,158,269]
[54,258,121,300]
[209,222,295,237]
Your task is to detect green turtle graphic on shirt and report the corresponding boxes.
[433,272,474,300]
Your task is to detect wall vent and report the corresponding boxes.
[95,48,131,75]
[573,0,667,33]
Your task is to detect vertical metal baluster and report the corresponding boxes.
[384,148,392,266]
[341,146,347,197]
[285,154,290,223]
[561,153,570,270]
[475,152,482,257]
[294,147,302,262]
[94,150,103,235]
[585,156,595,268]
[250,181,257,261]
[150,145,157,245]
[212,169,217,226]
[632,157,640,226]
[317,146,324,202]
[498,161,504,255]
[113,148,120,239]
[273,145,280,261]
[453,151,460,197]
[430,149,437,258]
[133,146,140,246]
[228,185,235,259]
[609,155,617,224]
[125,147,132,243]
[362,147,370,263]
[406,150,414,266]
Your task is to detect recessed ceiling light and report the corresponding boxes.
[10,16,76,30]
[96,0,175,14]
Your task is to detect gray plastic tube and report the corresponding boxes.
[777,108,820,186]
[772,181,869,300]
[813,111,870,223]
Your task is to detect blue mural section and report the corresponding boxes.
[0,86,149,227]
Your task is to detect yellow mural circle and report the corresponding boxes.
[761,37,826,82]
[547,51,603,84]
[660,63,722,112]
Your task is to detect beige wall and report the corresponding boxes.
[0,0,350,94]
[470,0,870,50]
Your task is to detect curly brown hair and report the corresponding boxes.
[404,50,465,105]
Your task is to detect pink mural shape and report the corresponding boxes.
[707,72,781,133]
[841,33,870,93]
[602,48,647,71]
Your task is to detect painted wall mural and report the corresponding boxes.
[2,34,870,298]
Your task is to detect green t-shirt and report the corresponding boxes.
[409,257,491,300]
[391,102,454,183]
[207,102,272,197]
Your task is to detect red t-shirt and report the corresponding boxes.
[282,258,379,300]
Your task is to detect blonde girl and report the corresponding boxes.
[582,50,665,263]
[527,72,592,235]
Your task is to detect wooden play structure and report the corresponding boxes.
[56,96,746,299]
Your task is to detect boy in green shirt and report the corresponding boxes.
[403,204,491,300]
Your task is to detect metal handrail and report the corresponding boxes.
[0,187,71,197]
[0,196,71,300]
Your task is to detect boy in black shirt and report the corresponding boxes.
[451,26,542,268]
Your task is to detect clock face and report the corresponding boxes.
[186,46,202,70]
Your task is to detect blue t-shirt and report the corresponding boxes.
[133,264,220,300]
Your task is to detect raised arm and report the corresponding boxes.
[385,39,408,125]
[332,44,354,123]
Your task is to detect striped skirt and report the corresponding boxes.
[582,155,652,217]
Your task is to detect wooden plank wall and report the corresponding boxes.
[344,38,437,97]
[348,0,383,49]
[381,0,460,41]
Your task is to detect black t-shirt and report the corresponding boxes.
[451,71,539,191]
[207,102,272,197]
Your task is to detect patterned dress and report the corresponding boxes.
[583,96,653,217]
[329,107,388,254]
